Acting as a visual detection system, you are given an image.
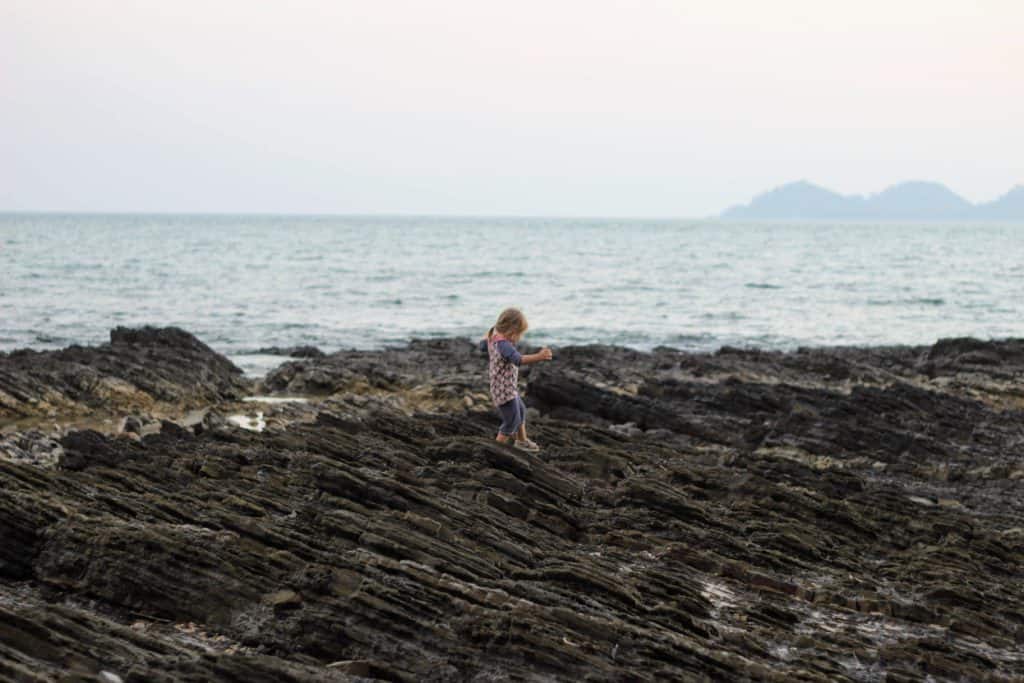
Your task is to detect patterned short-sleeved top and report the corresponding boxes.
[487,334,520,406]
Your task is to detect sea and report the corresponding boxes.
[2,213,1022,375]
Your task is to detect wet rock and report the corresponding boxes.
[0,430,63,469]
[608,422,643,438]
[263,338,479,397]
[256,345,326,358]
[0,326,252,420]
[197,409,231,435]
[59,429,131,471]
[2,332,1024,680]
[265,589,303,609]
[120,415,143,434]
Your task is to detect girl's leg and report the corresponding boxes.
[496,399,517,443]
[515,397,528,441]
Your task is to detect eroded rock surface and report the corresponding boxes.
[1,331,1023,681]
[0,327,252,421]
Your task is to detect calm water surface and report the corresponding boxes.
[2,213,1022,374]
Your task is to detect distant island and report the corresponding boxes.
[722,180,1024,220]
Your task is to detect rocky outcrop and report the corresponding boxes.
[0,327,252,421]
[255,345,326,359]
[1,331,1023,681]
[262,339,481,394]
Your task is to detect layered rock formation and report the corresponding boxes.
[0,327,251,422]
[1,329,1023,681]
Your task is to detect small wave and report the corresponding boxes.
[664,332,717,344]
[868,298,946,307]
[466,270,526,278]
[745,283,783,290]
[700,311,747,321]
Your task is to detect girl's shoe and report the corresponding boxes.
[514,439,541,452]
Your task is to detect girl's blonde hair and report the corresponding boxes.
[487,308,528,340]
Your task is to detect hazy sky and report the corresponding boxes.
[2,1,1022,216]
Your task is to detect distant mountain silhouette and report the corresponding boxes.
[722,181,1024,220]
[974,185,1024,220]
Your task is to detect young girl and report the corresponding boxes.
[480,308,552,451]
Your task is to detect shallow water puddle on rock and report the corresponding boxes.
[227,412,266,432]
[241,396,311,404]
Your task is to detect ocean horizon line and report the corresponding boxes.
[4,210,1024,226]
[0,209,713,221]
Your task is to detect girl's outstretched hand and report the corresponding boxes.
[520,347,553,365]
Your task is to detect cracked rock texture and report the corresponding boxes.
[1,329,1023,682]
[0,326,251,421]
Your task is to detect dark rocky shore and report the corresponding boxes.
[2,328,1023,682]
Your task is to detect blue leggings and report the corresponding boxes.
[496,396,526,436]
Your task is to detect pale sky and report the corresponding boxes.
[2,0,1022,216]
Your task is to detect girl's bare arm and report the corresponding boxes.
[520,347,553,365]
